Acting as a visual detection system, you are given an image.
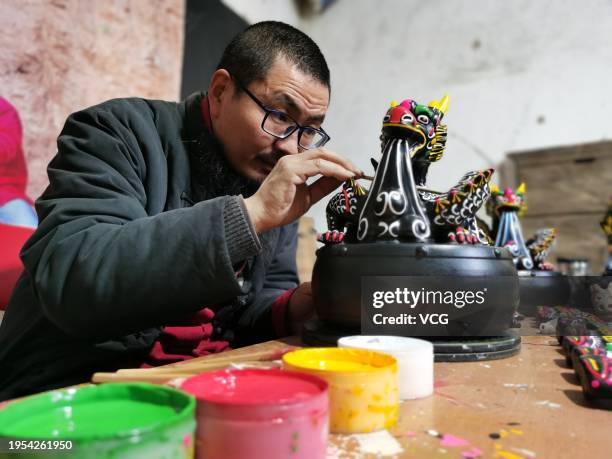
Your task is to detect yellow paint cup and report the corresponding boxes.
[282,347,398,433]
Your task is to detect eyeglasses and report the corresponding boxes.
[231,74,330,150]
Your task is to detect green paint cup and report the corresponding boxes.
[0,383,196,458]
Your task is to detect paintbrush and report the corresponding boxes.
[148,343,298,373]
[355,171,374,181]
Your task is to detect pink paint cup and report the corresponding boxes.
[181,369,329,459]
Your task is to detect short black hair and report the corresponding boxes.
[216,21,330,92]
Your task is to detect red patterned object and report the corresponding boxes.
[0,223,34,310]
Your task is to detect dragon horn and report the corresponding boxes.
[428,98,439,108]
[490,184,500,194]
[437,94,450,114]
[390,100,398,107]
[517,183,526,194]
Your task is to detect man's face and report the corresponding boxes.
[209,57,330,183]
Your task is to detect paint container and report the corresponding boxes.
[338,335,434,400]
[181,369,328,459]
[282,347,398,433]
[0,383,196,458]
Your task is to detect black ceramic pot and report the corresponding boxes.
[312,242,519,337]
[517,270,571,316]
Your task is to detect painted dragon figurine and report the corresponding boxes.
[319,96,494,245]
[486,184,557,270]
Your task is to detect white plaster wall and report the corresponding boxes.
[224,0,612,233]
[221,0,300,26]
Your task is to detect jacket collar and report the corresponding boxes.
[182,91,209,142]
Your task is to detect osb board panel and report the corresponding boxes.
[297,216,317,282]
[522,213,607,273]
[0,0,185,201]
[512,147,611,216]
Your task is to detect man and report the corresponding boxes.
[0,21,361,401]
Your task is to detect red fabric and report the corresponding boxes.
[140,289,296,367]
[140,307,230,367]
[0,98,31,206]
[271,288,297,337]
[0,223,34,309]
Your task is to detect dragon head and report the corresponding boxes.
[488,183,527,216]
[379,95,449,185]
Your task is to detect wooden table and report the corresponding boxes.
[327,335,610,458]
[11,335,607,458]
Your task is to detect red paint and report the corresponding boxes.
[434,380,450,388]
[182,369,325,405]
[182,370,329,459]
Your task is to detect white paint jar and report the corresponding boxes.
[338,335,434,400]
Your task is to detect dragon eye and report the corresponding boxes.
[400,113,414,125]
[383,114,391,122]
[417,115,430,124]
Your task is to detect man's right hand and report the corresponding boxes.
[243,148,362,234]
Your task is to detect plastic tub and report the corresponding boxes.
[0,383,196,458]
[282,347,398,433]
[338,335,434,400]
[181,369,328,459]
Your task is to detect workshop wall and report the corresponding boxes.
[0,0,185,201]
[224,0,612,236]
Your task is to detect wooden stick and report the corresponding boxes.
[92,372,192,384]
[93,360,282,384]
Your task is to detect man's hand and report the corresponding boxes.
[286,282,315,335]
[244,148,362,233]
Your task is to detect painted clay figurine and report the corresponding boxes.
[356,98,445,242]
[575,344,612,400]
[486,184,557,270]
[319,96,494,245]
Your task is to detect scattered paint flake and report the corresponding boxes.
[503,383,530,390]
[500,429,509,439]
[461,447,483,458]
[510,428,524,435]
[406,431,417,438]
[438,448,448,454]
[480,363,492,368]
[534,400,561,409]
[510,446,536,458]
[489,432,501,439]
[441,434,470,447]
[427,429,441,437]
[350,430,404,455]
[496,450,523,459]
[506,422,521,426]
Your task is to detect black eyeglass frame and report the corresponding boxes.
[231,74,331,150]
